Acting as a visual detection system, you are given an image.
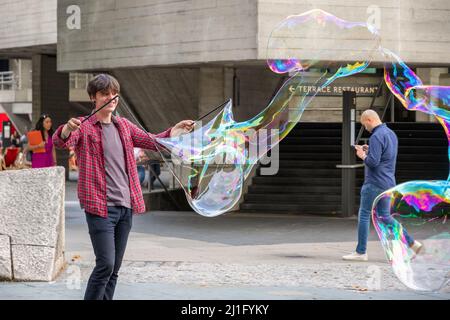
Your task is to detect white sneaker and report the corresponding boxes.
[410,240,423,256]
[342,252,368,261]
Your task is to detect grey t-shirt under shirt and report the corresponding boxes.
[101,122,131,208]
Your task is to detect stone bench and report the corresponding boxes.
[0,167,65,281]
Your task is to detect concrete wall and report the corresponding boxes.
[56,0,450,71]
[0,0,56,55]
[112,67,199,132]
[198,67,232,123]
[197,66,388,123]
[258,0,450,66]
[233,67,282,122]
[57,0,258,71]
[0,167,65,281]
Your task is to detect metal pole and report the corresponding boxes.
[147,162,152,193]
[172,162,175,188]
[148,164,182,211]
[390,93,395,122]
[340,91,357,217]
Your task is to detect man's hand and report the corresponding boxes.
[61,118,81,139]
[170,120,195,137]
[355,145,367,160]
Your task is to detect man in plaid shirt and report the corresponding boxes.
[53,74,193,300]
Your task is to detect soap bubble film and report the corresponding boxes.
[154,9,379,217]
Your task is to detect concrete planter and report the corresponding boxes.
[0,167,65,281]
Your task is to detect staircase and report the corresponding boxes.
[240,122,449,215]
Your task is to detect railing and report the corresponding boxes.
[145,159,177,193]
[0,71,16,90]
[69,73,93,90]
[354,77,394,145]
[145,159,183,210]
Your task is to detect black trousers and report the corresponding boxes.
[84,206,132,300]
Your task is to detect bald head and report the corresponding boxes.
[361,109,381,121]
[361,109,382,132]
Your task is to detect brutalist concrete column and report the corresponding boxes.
[32,54,71,178]
[0,167,65,281]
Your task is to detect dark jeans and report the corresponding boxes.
[84,206,132,300]
[137,165,145,184]
[356,183,414,254]
[149,162,161,187]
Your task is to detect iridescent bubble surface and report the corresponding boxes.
[152,9,449,292]
[373,50,450,291]
[155,9,379,216]
[372,181,450,291]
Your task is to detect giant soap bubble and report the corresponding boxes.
[148,9,450,291]
[154,9,380,216]
[371,50,450,291]
[267,9,380,78]
[372,180,450,291]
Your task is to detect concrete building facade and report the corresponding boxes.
[0,0,449,210]
[51,0,450,131]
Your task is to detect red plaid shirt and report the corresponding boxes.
[53,115,171,217]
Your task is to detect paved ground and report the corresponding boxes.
[0,181,448,300]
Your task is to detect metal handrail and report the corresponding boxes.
[147,161,181,210]
[0,71,16,90]
[354,77,383,145]
[354,77,394,145]
[336,164,365,169]
[145,159,176,192]
[381,94,394,121]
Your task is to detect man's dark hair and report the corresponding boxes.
[87,74,120,98]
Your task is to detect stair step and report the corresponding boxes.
[248,185,342,194]
[262,168,341,177]
[290,122,442,130]
[398,146,448,154]
[386,123,444,130]
[279,153,448,162]
[289,129,342,137]
[257,167,446,177]
[294,122,343,129]
[252,176,346,185]
[396,162,449,169]
[269,160,448,169]
[282,137,342,145]
[240,203,341,214]
[244,194,342,203]
[397,154,448,162]
[280,145,447,154]
[392,130,447,138]
[241,121,449,215]
[282,137,447,146]
[280,153,341,160]
[280,145,341,153]
[266,160,343,168]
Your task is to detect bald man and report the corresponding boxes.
[343,110,422,261]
